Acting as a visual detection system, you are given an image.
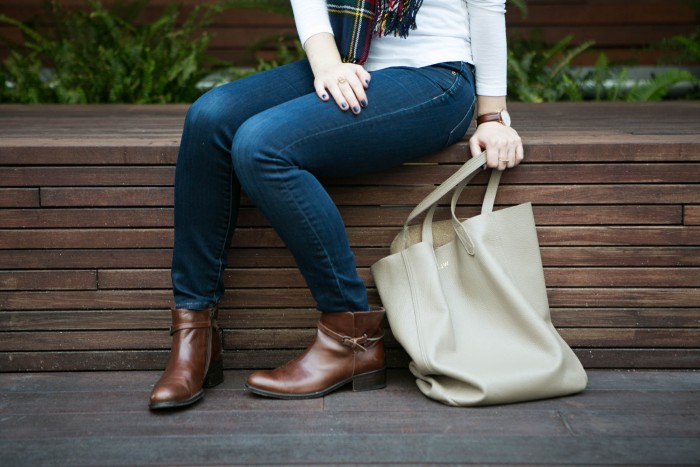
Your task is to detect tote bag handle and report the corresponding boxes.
[399,152,503,253]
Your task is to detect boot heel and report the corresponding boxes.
[203,358,224,388]
[352,368,386,392]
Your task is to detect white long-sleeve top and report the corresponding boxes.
[290,0,507,96]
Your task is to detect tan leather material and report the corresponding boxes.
[149,307,224,409]
[371,153,588,406]
[246,309,386,398]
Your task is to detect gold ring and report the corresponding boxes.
[499,158,509,163]
[337,77,347,85]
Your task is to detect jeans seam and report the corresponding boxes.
[209,165,235,307]
[273,159,356,311]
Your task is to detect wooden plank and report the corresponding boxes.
[1,285,698,311]
[547,288,700,308]
[0,330,168,352]
[0,271,97,291]
[4,226,699,250]
[0,247,695,271]
[2,347,698,371]
[543,267,700,287]
[2,435,699,467]
[328,185,700,206]
[2,307,698,332]
[94,266,700,290]
[559,328,700,348]
[41,187,173,207]
[0,249,173,269]
[0,167,175,187]
[0,208,174,228]
[0,188,39,207]
[686,206,700,226]
[550,308,700,329]
[1,327,697,353]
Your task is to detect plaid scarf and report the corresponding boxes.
[327,0,424,65]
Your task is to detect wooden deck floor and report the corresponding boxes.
[1,369,698,466]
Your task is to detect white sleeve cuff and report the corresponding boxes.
[291,0,335,47]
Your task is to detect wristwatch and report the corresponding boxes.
[476,109,511,127]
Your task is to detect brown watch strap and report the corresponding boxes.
[476,111,502,126]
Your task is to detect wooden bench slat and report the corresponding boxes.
[0,271,97,291]
[1,287,698,310]
[92,266,700,290]
[2,327,697,352]
[0,188,39,207]
[0,205,684,228]
[2,226,699,249]
[0,247,697,271]
[4,308,698,332]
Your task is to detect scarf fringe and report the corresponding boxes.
[372,0,424,38]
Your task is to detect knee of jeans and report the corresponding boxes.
[232,116,290,182]
[184,87,234,138]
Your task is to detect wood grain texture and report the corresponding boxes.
[0,102,699,371]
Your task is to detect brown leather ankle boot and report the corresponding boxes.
[245,308,386,399]
[149,307,224,410]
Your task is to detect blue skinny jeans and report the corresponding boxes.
[172,59,476,312]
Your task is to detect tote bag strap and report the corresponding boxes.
[403,152,488,229]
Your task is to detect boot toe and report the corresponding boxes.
[246,370,279,393]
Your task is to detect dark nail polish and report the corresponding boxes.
[321,94,327,100]
[365,79,370,84]
[361,100,367,107]
[341,102,347,109]
[353,106,360,113]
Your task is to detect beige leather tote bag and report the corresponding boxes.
[371,153,587,406]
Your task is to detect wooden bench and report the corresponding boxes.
[0,102,699,372]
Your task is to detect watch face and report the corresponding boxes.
[501,110,512,127]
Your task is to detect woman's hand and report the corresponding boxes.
[469,122,524,171]
[313,62,371,115]
[303,32,371,115]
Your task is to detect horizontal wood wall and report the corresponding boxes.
[0,102,698,372]
[0,0,697,66]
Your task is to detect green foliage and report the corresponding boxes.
[0,0,222,103]
[659,27,700,65]
[507,31,594,102]
[583,53,696,101]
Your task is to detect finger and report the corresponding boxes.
[348,77,368,110]
[337,77,362,114]
[327,79,350,111]
[314,81,330,102]
[356,67,371,89]
[497,145,510,171]
[515,139,525,165]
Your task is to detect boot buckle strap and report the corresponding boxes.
[169,321,212,335]
[318,321,384,352]
[340,334,368,351]
[340,333,384,351]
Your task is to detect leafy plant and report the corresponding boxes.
[583,53,696,101]
[0,0,223,103]
[507,31,594,102]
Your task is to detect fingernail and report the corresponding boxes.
[361,100,367,107]
[353,106,360,113]
[365,79,370,84]
[321,94,327,100]
[341,102,347,109]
